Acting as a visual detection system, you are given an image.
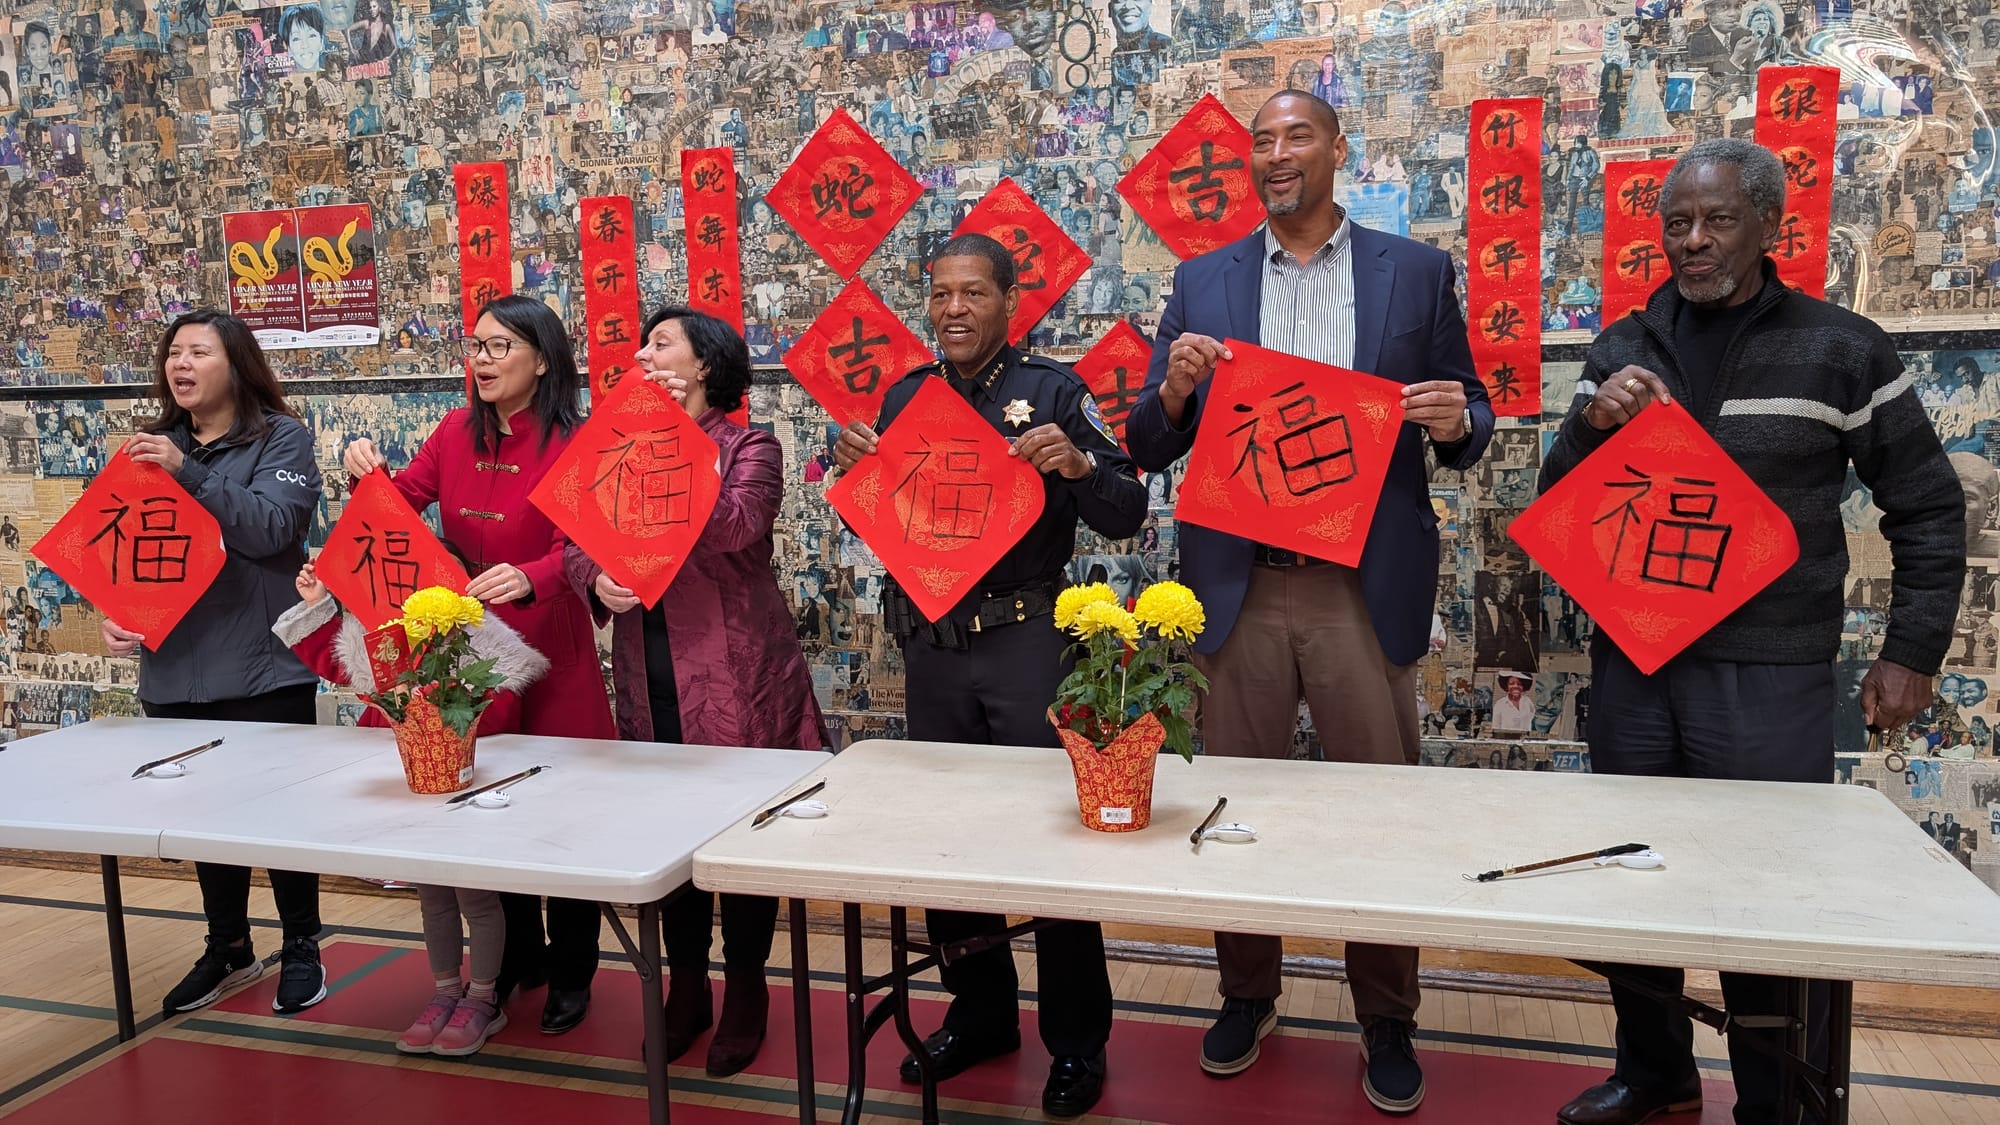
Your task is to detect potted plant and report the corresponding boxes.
[365,586,507,794]
[1049,580,1208,832]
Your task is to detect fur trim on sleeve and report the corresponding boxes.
[271,596,341,649]
[467,614,552,693]
[329,613,378,694]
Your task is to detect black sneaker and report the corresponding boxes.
[273,936,328,1013]
[1199,996,1278,1076]
[162,936,262,1013]
[1360,1019,1425,1114]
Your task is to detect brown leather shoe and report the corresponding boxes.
[1557,1077,1703,1125]
[705,970,768,1077]
[659,974,712,1063]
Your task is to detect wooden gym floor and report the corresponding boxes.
[0,865,1994,1123]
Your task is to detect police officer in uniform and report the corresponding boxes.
[834,233,1147,1117]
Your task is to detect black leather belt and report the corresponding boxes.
[913,578,1060,649]
[966,580,1058,633]
[1253,545,1323,567]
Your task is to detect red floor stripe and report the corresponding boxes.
[182,940,1742,1123]
[0,1038,762,1125]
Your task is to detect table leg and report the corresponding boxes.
[99,856,136,1041]
[1826,981,1854,1125]
[840,903,867,1125]
[638,900,671,1125]
[790,897,815,1124]
[888,908,938,1125]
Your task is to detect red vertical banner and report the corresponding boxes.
[580,196,642,400]
[681,149,750,425]
[1754,67,1839,299]
[1466,98,1543,417]
[1599,159,1675,326]
[682,147,744,333]
[454,162,513,396]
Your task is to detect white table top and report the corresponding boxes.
[0,717,386,856]
[162,732,827,902]
[694,740,2000,988]
[0,717,827,904]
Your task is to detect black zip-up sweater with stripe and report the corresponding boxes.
[1540,258,1964,675]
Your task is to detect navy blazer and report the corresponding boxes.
[1126,225,1494,665]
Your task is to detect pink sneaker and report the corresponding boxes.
[396,993,459,1054]
[432,995,508,1057]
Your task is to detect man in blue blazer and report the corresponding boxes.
[1126,90,1494,1115]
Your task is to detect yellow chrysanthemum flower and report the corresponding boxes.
[398,586,484,643]
[1054,582,1118,631]
[1072,601,1140,645]
[1133,580,1205,642]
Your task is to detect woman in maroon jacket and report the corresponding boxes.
[566,306,827,1077]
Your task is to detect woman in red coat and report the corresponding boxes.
[566,306,827,1077]
[341,294,613,1036]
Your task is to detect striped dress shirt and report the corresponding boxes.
[1258,219,1356,369]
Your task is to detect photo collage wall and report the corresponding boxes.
[2,1,1998,889]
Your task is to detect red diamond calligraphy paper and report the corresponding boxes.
[825,377,1046,622]
[682,147,746,333]
[455,162,512,398]
[1172,339,1406,568]
[952,178,1091,345]
[766,108,922,279]
[1508,401,1798,675]
[1466,98,1542,418]
[528,379,723,609]
[31,448,225,649]
[317,469,471,631]
[1072,321,1155,451]
[1755,67,1839,298]
[580,195,642,400]
[1117,94,1265,260]
[1600,159,1675,326]
[783,279,935,428]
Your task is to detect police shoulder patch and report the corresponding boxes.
[1080,394,1119,447]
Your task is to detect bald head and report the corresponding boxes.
[1254,89,1342,136]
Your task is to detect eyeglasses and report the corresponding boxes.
[459,336,524,360]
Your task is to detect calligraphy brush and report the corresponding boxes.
[130,737,225,780]
[1464,842,1650,883]
[752,780,826,828]
[444,765,549,807]
[1190,796,1228,847]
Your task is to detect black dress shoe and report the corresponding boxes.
[1557,1076,1703,1125]
[1041,1052,1107,1119]
[540,986,591,1035]
[897,1026,1022,1084]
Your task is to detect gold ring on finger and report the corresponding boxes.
[1623,378,1641,392]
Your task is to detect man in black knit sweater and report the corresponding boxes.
[1540,138,1964,1125]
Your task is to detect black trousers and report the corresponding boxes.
[663,887,778,975]
[501,894,601,992]
[1584,641,1835,1125]
[902,615,1114,1058]
[143,684,322,944]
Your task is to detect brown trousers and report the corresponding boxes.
[1190,562,1423,1028]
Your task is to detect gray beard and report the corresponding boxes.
[1262,193,1303,216]
[1676,270,1740,304]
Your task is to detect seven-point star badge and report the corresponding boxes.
[1002,399,1035,427]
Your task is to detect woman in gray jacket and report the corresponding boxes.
[97,310,328,1018]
